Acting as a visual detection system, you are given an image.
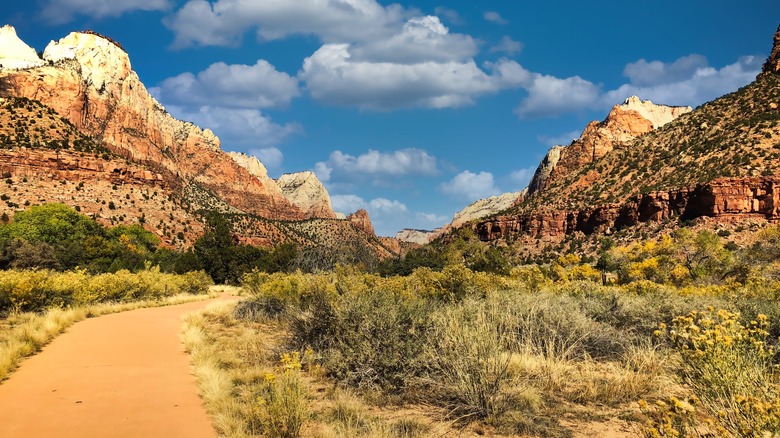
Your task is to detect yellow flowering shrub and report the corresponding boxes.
[256,351,309,438]
[648,308,780,437]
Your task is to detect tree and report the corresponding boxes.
[194,212,234,284]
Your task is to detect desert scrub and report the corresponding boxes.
[430,297,514,420]
[256,351,310,438]
[648,308,780,436]
[0,268,212,314]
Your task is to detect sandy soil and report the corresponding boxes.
[0,297,229,437]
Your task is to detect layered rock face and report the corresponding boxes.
[276,171,336,219]
[473,177,780,241]
[2,28,305,220]
[228,151,269,179]
[528,97,691,195]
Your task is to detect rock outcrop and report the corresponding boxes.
[395,228,436,245]
[0,25,43,70]
[473,177,780,241]
[528,97,691,195]
[347,209,375,236]
[227,151,269,179]
[276,171,336,219]
[764,24,780,75]
[1,27,305,220]
[452,191,525,228]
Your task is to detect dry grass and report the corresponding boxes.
[0,288,216,382]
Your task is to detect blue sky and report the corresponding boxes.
[4,1,779,235]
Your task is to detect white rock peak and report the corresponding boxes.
[0,25,44,70]
[43,31,132,90]
[276,171,334,216]
[619,95,692,129]
[228,151,269,179]
[451,191,523,228]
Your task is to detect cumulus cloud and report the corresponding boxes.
[330,194,409,235]
[350,16,478,64]
[252,147,283,170]
[301,45,525,109]
[315,148,438,184]
[416,212,450,224]
[515,74,603,118]
[514,54,762,118]
[41,0,171,23]
[434,7,462,25]
[603,55,762,107]
[483,11,508,25]
[166,105,301,148]
[509,167,536,188]
[440,170,500,201]
[165,0,408,47]
[490,36,523,55]
[156,60,300,109]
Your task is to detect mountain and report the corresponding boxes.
[0,26,396,257]
[465,24,780,243]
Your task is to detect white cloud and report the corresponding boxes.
[167,105,300,148]
[514,54,762,118]
[490,36,523,55]
[440,170,500,201]
[416,212,450,224]
[165,0,408,47]
[603,55,762,107]
[350,16,478,64]
[509,167,536,188]
[538,130,582,147]
[156,60,300,109]
[41,0,171,23]
[315,148,438,184]
[252,147,283,170]
[301,44,525,109]
[434,7,462,25]
[330,194,409,215]
[515,74,602,118]
[483,11,508,25]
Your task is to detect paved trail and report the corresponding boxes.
[0,297,229,438]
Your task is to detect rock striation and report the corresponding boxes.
[473,177,780,241]
[228,151,269,179]
[276,171,336,219]
[528,97,691,195]
[1,27,306,220]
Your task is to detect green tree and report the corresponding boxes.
[194,212,234,284]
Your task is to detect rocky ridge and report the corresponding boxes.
[0,26,43,70]
[465,24,780,243]
[2,28,307,220]
[528,97,691,195]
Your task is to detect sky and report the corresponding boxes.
[3,1,779,236]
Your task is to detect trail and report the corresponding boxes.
[0,295,232,437]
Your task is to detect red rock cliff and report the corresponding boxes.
[2,30,306,220]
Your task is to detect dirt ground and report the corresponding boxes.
[0,297,230,437]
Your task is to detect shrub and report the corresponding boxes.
[256,352,310,438]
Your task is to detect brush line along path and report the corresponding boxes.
[0,297,228,437]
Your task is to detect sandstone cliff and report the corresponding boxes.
[1,28,305,220]
[451,191,525,228]
[276,171,336,219]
